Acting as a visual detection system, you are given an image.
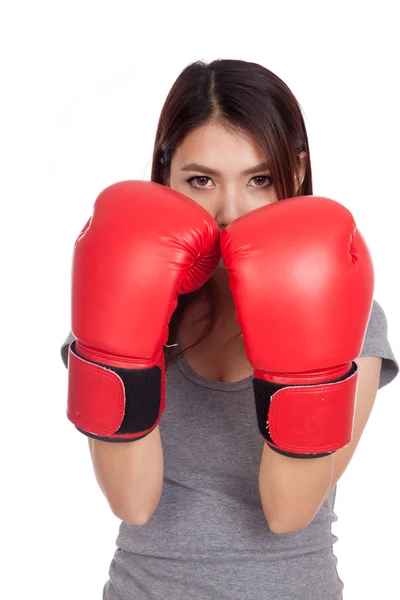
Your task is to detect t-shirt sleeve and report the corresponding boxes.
[359,299,399,389]
[60,331,76,369]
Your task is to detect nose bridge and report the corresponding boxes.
[215,184,243,227]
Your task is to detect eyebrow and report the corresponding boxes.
[180,162,270,176]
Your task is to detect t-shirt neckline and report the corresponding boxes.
[171,333,253,392]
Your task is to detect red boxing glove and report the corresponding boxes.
[220,196,374,458]
[67,180,220,442]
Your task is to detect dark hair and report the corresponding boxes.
[150,59,313,367]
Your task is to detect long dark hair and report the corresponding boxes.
[150,59,313,367]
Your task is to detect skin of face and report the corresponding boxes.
[167,121,306,272]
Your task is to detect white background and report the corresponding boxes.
[1,1,399,599]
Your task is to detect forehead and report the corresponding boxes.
[173,122,267,167]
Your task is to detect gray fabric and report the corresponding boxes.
[359,299,399,387]
[60,299,398,599]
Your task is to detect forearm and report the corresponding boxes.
[90,425,164,525]
[258,443,334,534]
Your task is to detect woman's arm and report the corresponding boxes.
[259,356,382,534]
[89,425,164,526]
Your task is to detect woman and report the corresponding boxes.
[61,59,399,599]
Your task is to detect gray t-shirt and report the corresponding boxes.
[61,299,398,600]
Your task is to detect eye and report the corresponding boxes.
[186,174,272,189]
[249,176,272,188]
[186,176,212,188]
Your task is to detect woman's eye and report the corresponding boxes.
[187,176,211,188]
[186,175,272,189]
[250,176,271,188]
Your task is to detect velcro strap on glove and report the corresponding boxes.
[253,362,358,458]
[67,341,164,442]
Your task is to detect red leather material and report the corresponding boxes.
[72,181,220,363]
[67,346,126,436]
[67,180,220,439]
[220,195,374,454]
[220,196,374,374]
[265,367,358,454]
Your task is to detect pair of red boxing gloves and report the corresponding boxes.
[66,180,374,459]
